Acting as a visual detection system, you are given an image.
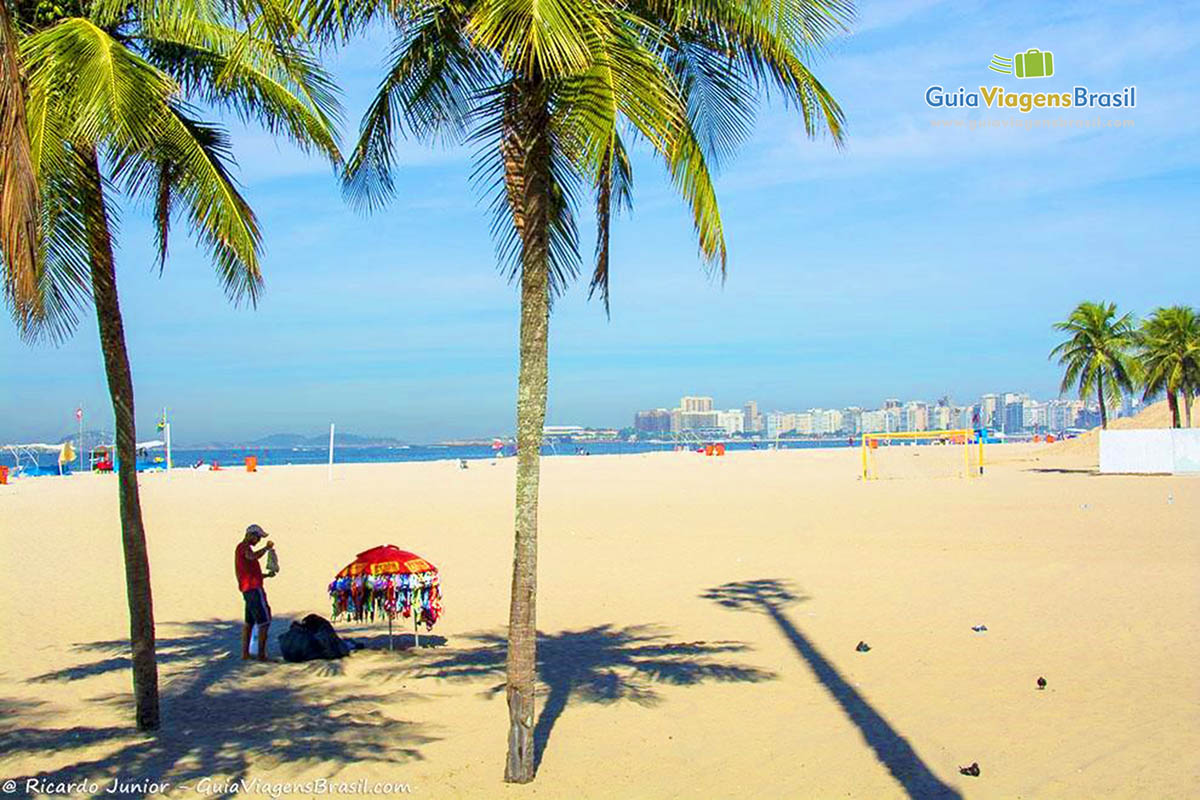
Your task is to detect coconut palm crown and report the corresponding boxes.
[1050,300,1137,429]
[326,0,853,782]
[0,0,342,731]
[1138,305,1200,428]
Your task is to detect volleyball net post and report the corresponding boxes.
[860,429,983,480]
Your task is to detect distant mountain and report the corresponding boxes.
[251,433,311,447]
[184,432,409,449]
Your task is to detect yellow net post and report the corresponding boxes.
[861,430,981,480]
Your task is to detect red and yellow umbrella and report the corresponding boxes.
[328,545,443,648]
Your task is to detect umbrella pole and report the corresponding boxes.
[388,616,393,651]
[413,609,420,649]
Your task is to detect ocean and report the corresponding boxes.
[9,438,856,474]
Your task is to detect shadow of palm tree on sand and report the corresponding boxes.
[5,620,435,798]
[702,579,961,800]
[368,624,775,774]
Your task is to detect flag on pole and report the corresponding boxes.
[75,407,83,421]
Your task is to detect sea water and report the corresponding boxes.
[13,439,855,472]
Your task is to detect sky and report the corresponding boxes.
[1,0,1197,444]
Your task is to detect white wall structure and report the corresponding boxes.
[1099,429,1200,474]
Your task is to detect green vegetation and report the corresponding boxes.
[1137,306,1200,428]
[1051,301,1200,428]
[1,0,340,730]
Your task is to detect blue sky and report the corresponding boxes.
[2,0,1197,443]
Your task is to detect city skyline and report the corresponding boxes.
[4,379,1154,446]
[632,389,1136,440]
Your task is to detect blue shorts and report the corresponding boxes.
[243,588,271,625]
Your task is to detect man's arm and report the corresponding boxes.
[244,541,274,560]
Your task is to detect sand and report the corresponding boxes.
[1,441,1197,799]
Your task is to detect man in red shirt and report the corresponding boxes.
[236,524,274,660]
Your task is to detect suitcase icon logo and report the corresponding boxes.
[988,49,1054,79]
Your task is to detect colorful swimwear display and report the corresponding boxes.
[328,545,443,630]
[327,570,443,629]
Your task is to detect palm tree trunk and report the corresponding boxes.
[1167,390,1180,428]
[504,79,550,784]
[1186,390,1194,428]
[81,145,160,731]
[1097,380,1107,429]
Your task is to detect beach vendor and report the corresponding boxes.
[235,524,274,661]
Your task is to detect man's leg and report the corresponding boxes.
[255,622,270,660]
[254,589,272,661]
[242,623,252,659]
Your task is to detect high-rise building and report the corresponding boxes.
[981,394,1000,428]
[884,398,901,410]
[743,401,761,433]
[679,411,718,430]
[793,412,813,435]
[809,409,842,435]
[680,396,713,413]
[860,409,888,433]
[842,407,863,435]
[902,401,928,432]
[764,412,783,439]
[716,410,745,436]
[1003,400,1024,434]
[1047,399,1082,431]
[633,409,672,435]
[1023,401,1047,431]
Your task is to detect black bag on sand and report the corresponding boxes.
[278,614,351,662]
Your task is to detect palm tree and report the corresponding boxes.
[2,0,340,730]
[1050,301,1137,429]
[1138,306,1200,428]
[330,0,851,781]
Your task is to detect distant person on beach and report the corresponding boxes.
[236,524,274,661]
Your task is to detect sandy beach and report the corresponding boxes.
[1,441,1197,798]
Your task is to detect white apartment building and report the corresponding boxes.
[860,409,889,433]
[716,409,745,435]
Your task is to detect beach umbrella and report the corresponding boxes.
[328,545,443,650]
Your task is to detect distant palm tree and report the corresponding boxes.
[327,0,852,781]
[1050,301,1137,429]
[1138,306,1200,428]
[2,0,340,730]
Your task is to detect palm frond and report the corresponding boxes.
[21,18,178,150]
[467,0,606,78]
[588,129,631,314]
[343,3,499,210]
[114,105,263,304]
[134,13,343,164]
